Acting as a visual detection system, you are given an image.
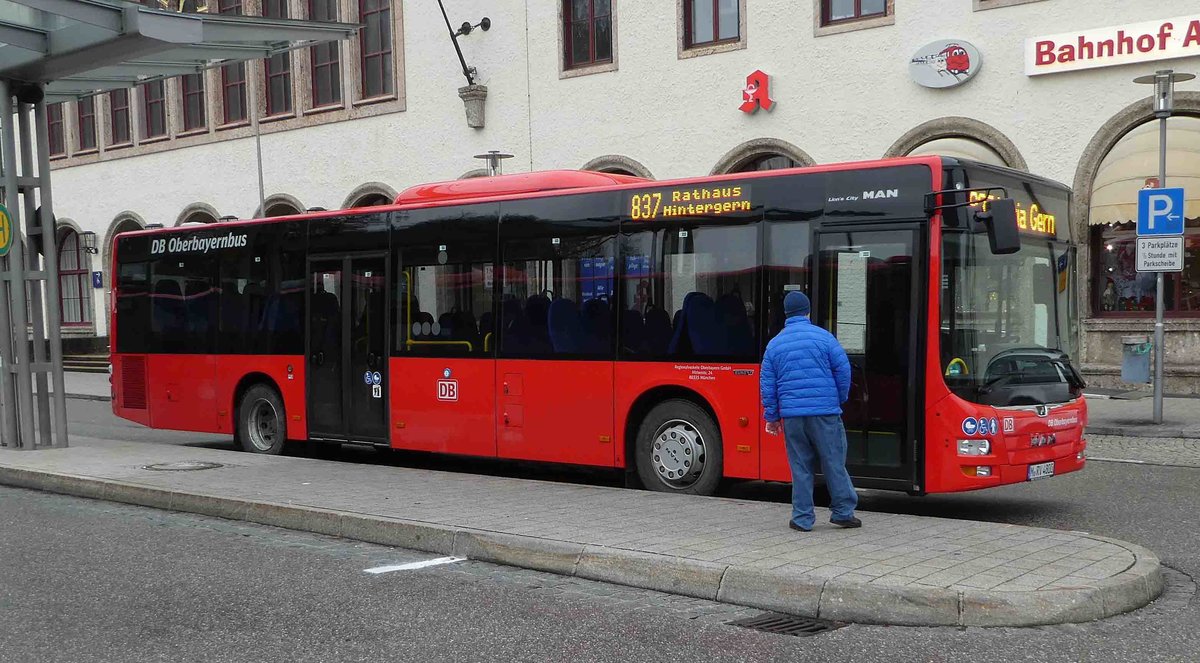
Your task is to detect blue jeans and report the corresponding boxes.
[783,415,858,529]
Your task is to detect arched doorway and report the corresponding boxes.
[580,155,654,179]
[349,193,391,208]
[176,203,219,226]
[885,117,1027,171]
[710,138,814,175]
[1088,116,1200,317]
[258,194,305,218]
[904,137,1008,167]
[57,225,92,327]
[102,213,145,291]
[342,182,397,209]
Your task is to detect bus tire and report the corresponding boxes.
[238,384,287,455]
[634,400,723,496]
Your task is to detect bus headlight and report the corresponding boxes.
[957,439,991,456]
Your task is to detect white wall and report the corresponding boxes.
[42,0,1200,338]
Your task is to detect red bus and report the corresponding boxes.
[110,156,1087,495]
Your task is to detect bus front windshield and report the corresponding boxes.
[941,232,1083,406]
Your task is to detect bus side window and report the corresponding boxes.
[499,235,616,358]
[397,246,492,356]
[619,222,759,362]
[762,220,812,349]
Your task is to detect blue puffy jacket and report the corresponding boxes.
[760,316,851,420]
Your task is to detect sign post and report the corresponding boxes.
[1136,186,1186,424]
[1134,69,1195,424]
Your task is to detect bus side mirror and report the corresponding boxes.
[977,198,1020,255]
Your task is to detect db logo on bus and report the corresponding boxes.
[437,379,459,402]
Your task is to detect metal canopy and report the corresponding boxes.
[0,0,359,101]
[0,0,358,451]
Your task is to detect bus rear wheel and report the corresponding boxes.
[238,384,286,455]
[635,400,723,496]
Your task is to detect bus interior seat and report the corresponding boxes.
[548,298,585,353]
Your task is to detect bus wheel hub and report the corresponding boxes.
[652,419,705,487]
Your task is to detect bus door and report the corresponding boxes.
[306,254,390,444]
[814,227,922,489]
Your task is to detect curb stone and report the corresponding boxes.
[0,465,1164,627]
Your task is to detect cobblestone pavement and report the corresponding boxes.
[1087,435,1200,468]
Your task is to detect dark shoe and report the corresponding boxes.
[830,516,862,529]
[788,521,812,532]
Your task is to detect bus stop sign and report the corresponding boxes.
[1137,187,1185,236]
[0,204,11,258]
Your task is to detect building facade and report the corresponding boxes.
[40,0,1200,390]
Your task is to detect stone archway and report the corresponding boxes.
[884,116,1027,170]
[342,181,398,209]
[174,202,220,226]
[710,138,815,175]
[101,211,146,290]
[580,154,655,179]
[255,193,306,218]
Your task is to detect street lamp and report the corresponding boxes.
[80,230,98,254]
[1133,69,1195,423]
[474,150,513,176]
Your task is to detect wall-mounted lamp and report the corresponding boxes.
[80,230,99,254]
[145,223,164,229]
[437,1,491,129]
[218,215,238,223]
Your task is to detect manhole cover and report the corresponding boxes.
[727,613,845,637]
[142,461,224,472]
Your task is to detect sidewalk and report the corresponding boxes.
[1085,393,1200,438]
[0,436,1162,627]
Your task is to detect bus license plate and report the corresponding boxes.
[1027,461,1055,481]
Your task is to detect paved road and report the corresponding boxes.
[33,398,1200,660]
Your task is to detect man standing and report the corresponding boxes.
[761,291,860,532]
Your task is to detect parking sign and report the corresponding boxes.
[1137,187,1185,236]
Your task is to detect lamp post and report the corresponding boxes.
[1133,69,1195,423]
[474,150,513,176]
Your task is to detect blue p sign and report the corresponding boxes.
[1137,187,1185,236]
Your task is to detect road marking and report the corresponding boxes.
[364,556,465,574]
[1087,456,1146,464]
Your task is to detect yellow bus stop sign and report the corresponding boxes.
[0,204,11,258]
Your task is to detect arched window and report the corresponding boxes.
[349,193,391,208]
[58,227,92,325]
[905,136,1008,167]
[265,202,303,217]
[729,153,797,172]
[182,210,217,224]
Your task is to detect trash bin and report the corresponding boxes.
[1121,335,1152,384]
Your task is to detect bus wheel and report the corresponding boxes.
[238,384,286,455]
[635,400,723,496]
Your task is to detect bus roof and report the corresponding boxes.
[118,155,1003,238]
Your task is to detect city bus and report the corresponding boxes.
[110,156,1087,495]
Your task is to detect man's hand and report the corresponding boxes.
[765,420,782,436]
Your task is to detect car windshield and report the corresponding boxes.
[941,231,1081,405]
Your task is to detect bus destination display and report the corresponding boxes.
[968,190,1058,238]
[627,184,752,221]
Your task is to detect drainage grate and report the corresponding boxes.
[142,461,224,472]
[727,613,844,637]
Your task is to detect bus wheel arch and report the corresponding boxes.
[625,387,724,496]
[233,373,287,454]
